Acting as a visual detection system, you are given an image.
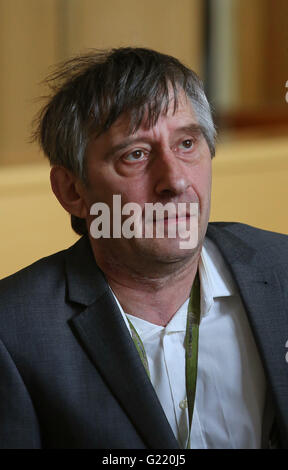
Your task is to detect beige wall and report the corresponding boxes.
[0,0,59,165]
[64,0,203,71]
[210,136,288,231]
[0,0,203,165]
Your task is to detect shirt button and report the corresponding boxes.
[179,399,188,410]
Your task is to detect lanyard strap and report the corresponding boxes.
[185,270,201,448]
[126,317,151,379]
[127,271,201,449]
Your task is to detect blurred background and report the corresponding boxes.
[0,0,287,278]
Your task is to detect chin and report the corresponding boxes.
[134,236,202,264]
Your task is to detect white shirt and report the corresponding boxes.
[111,237,267,448]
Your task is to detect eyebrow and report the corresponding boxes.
[104,136,149,160]
[175,124,204,137]
[104,123,204,159]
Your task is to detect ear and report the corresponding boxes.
[50,166,88,219]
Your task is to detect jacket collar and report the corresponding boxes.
[207,223,288,447]
[65,226,288,448]
[65,235,107,306]
[65,235,179,449]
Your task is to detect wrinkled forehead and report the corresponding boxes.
[86,94,200,160]
[103,88,198,139]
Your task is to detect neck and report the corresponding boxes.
[105,252,201,326]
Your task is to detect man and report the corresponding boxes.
[0,47,287,449]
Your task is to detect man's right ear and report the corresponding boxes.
[50,166,88,219]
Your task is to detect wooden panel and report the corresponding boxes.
[264,0,288,105]
[235,0,288,110]
[65,0,204,73]
[236,0,266,108]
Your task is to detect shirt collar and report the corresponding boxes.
[110,236,237,335]
[199,236,236,318]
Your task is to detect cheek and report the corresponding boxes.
[85,164,122,202]
[189,163,211,215]
[116,176,152,204]
[200,170,212,197]
[87,177,151,210]
[199,155,212,189]
[191,164,211,197]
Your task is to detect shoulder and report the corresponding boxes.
[207,221,288,265]
[0,247,67,298]
[209,221,288,244]
[0,238,83,327]
[0,250,65,333]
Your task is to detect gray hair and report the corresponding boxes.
[33,47,216,234]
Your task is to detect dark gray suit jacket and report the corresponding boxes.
[0,222,287,449]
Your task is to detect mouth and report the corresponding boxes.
[162,213,191,224]
[142,201,199,226]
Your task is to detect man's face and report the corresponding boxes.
[82,91,212,270]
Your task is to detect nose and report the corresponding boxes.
[153,147,191,198]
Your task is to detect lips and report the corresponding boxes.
[162,213,190,223]
[164,212,191,219]
[141,202,199,225]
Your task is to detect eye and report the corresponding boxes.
[123,149,147,162]
[179,139,194,150]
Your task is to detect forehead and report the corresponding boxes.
[84,91,201,165]
[102,92,198,142]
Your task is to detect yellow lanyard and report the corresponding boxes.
[127,271,201,449]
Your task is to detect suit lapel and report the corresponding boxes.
[65,236,179,449]
[207,223,288,446]
[64,226,288,447]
